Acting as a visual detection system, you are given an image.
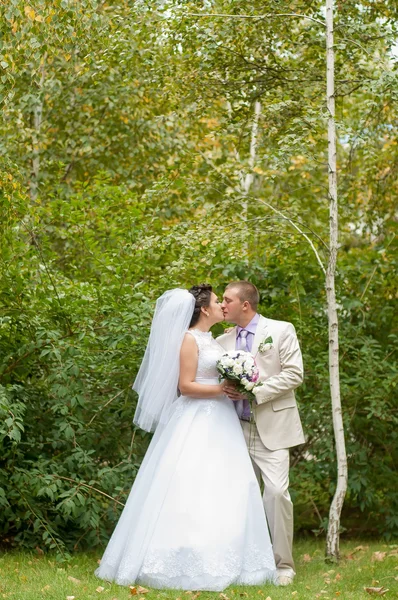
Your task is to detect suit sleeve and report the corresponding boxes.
[253,323,304,405]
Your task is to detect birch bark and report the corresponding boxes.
[325,0,348,561]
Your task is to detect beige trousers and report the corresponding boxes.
[242,421,295,572]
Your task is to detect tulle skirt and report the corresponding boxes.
[95,384,276,591]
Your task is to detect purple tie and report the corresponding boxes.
[239,329,249,351]
[237,330,251,420]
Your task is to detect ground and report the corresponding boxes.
[1,540,397,600]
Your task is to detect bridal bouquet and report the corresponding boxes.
[216,351,262,400]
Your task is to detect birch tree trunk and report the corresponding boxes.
[242,101,261,251]
[325,0,348,561]
[243,100,261,202]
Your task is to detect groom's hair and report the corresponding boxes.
[226,281,259,310]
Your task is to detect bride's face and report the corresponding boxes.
[204,292,224,324]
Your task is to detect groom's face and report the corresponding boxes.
[221,287,245,324]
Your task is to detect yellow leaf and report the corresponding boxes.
[64,54,71,61]
[67,576,81,584]
[24,5,36,20]
[253,166,264,175]
[96,587,105,593]
[201,239,210,246]
[35,14,44,22]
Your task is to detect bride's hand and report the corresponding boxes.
[224,382,247,401]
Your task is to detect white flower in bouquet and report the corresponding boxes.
[233,363,243,376]
[242,379,255,391]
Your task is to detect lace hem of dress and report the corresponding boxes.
[134,545,277,590]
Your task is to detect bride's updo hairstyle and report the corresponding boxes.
[188,284,213,328]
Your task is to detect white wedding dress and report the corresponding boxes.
[96,329,276,591]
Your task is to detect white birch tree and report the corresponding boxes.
[325,0,348,561]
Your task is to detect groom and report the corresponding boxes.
[218,281,305,587]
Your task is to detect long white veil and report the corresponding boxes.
[133,288,195,432]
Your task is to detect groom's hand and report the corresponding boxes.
[224,383,247,401]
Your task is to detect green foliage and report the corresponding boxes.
[0,0,397,553]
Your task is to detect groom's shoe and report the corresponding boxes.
[277,568,295,586]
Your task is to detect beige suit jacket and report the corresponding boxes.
[217,315,305,451]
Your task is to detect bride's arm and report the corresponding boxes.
[179,334,224,398]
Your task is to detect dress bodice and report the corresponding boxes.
[186,329,224,381]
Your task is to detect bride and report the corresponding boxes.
[95,284,276,591]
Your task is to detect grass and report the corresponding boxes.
[1,540,397,600]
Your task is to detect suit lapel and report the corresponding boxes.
[226,327,236,352]
[223,327,237,351]
[251,315,268,355]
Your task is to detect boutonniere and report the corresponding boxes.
[258,336,273,353]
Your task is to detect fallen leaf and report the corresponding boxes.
[292,593,298,597]
[67,576,81,585]
[364,587,389,596]
[372,552,387,562]
[388,548,398,556]
[265,597,272,600]
[335,593,341,597]
[41,586,51,592]
[303,553,312,562]
[335,573,341,581]
[355,545,369,552]
[137,587,149,594]
[220,595,230,600]
[130,589,138,596]
[96,587,105,593]
[66,597,75,600]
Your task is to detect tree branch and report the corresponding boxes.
[185,12,326,27]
